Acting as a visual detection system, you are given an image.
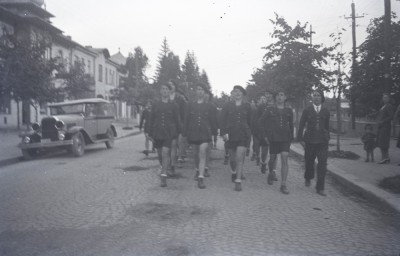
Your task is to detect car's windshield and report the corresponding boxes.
[50,104,84,115]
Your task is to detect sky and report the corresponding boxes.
[45,0,400,95]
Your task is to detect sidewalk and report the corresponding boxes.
[0,120,140,166]
[291,134,400,213]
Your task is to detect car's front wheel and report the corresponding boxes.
[71,132,85,157]
[105,128,115,149]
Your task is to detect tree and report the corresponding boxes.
[111,46,149,105]
[250,14,332,128]
[0,33,60,128]
[182,51,200,90]
[352,16,400,114]
[154,38,181,87]
[58,60,95,100]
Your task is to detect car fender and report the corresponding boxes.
[67,126,94,144]
[110,124,117,137]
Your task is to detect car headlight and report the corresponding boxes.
[31,122,40,132]
[23,136,31,144]
[55,120,65,130]
[58,132,66,141]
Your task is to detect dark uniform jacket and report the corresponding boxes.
[139,109,151,133]
[148,101,180,140]
[171,94,186,133]
[255,103,274,138]
[376,103,394,149]
[297,105,330,144]
[260,107,294,142]
[220,102,252,142]
[184,102,218,142]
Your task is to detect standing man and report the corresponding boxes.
[297,90,330,196]
[376,93,395,164]
[260,91,293,194]
[168,80,186,173]
[257,90,277,181]
[139,100,152,157]
[184,83,217,189]
[148,83,180,187]
[221,85,252,191]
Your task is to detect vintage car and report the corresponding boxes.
[18,98,117,160]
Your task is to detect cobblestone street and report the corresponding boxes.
[0,134,399,256]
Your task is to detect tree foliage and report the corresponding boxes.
[58,60,95,100]
[352,15,400,114]
[250,14,331,109]
[0,33,60,105]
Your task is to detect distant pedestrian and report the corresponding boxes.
[184,83,217,189]
[260,91,293,194]
[139,101,152,157]
[220,85,252,191]
[168,80,186,174]
[204,89,217,177]
[148,83,180,187]
[297,89,330,196]
[376,93,394,164]
[393,104,400,166]
[361,124,376,162]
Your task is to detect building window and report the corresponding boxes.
[74,55,79,66]
[0,93,11,114]
[98,64,103,82]
[105,67,108,84]
[110,70,115,85]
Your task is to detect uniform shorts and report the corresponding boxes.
[154,138,173,149]
[269,141,291,154]
[259,137,269,146]
[188,139,211,145]
[226,139,250,150]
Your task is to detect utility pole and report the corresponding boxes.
[345,1,364,130]
[310,24,315,47]
[384,0,392,93]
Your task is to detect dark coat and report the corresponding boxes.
[260,107,294,142]
[297,105,330,144]
[361,133,377,151]
[171,94,186,131]
[220,101,252,142]
[139,109,151,133]
[376,104,394,149]
[184,102,217,142]
[148,101,180,140]
[254,103,274,138]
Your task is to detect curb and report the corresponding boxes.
[290,143,400,213]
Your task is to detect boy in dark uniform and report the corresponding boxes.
[297,90,330,196]
[204,89,217,177]
[221,85,252,191]
[184,83,217,188]
[148,83,181,187]
[260,91,293,194]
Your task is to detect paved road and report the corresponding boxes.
[0,134,399,256]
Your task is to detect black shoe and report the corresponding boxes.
[204,168,210,177]
[160,176,167,187]
[378,158,390,164]
[305,180,311,187]
[256,157,260,166]
[167,166,176,177]
[198,177,206,189]
[143,150,149,156]
[267,173,274,185]
[280,185,289,195]
[317,190,327,196]
[234,181,242,191]
[194,170,199,181]
[231,173,237,183]
[261,163,267,174]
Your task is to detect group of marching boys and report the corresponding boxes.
[139,80,330,196]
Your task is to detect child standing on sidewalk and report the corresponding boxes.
[361,124,377,162]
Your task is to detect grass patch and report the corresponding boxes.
[328,150,360,160]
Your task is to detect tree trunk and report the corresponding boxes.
[336,92,342,152]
